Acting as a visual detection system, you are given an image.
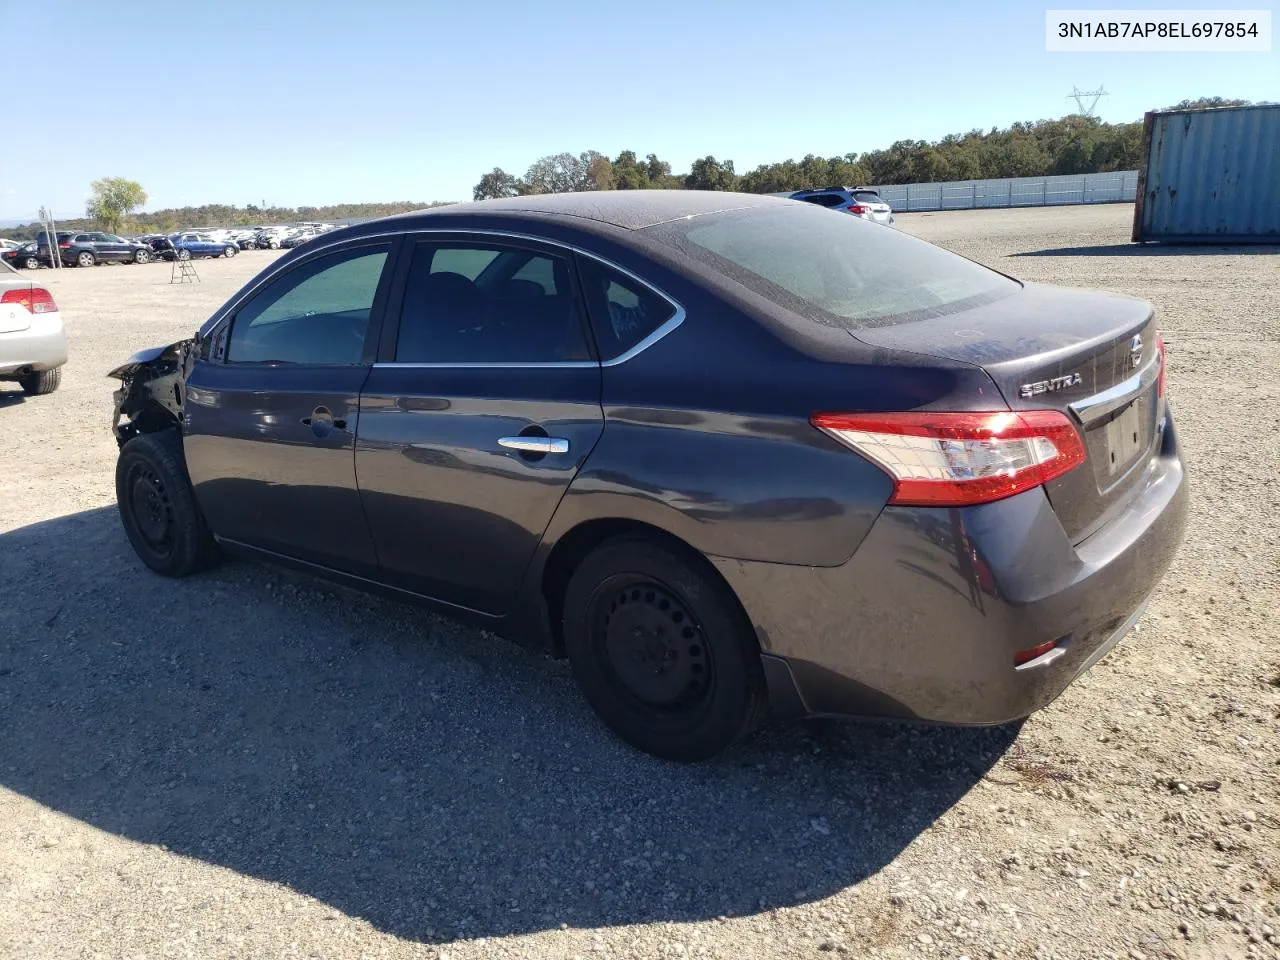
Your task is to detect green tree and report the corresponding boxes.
[684,156,737,191]
[86,177,147,234]
[612,150,649,190]
[473,167,522,201]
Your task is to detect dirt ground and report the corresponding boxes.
[1,204,1277,960]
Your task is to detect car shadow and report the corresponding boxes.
[1014,242,1280,257]
[0,507,1020,945]
[0,389,26,406]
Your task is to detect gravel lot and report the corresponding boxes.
[2,204,1277,960]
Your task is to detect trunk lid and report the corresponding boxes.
[852,283,1162,543]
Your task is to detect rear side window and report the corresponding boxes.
[798,193,845,208]
[227,245,389,364]
[576,258,676,360]
[394,243,590,363]
[646,204,1017,329]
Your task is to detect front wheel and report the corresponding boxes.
[563,536,767,761]
[223,245,237,258]
[176,248,191,261]
[23,256,39,269]
[134,249,150,264]
[115,431,217,577]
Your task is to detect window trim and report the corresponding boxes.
[197,228,684,370]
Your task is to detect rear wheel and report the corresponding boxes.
[23,256,39,269]
[18,367,61,395]
[176,248,191,261]
[115,431,216,577]
[563,535,767,761]
[77,251,95,267]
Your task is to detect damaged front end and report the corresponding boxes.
[108,338,196,446]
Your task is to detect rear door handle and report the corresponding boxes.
[498,436,570,455]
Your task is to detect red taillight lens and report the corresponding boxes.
[1,287,58,314]
[811,410,1087,506]
[1156,335,1166,399]
[58,242,71,248]
[848,204,868,215]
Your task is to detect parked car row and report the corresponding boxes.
[12,222,344,269]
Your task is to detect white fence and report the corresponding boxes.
[868,171,1138,213]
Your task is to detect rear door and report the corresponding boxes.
[183,239,397,576]
[355,233,604,614]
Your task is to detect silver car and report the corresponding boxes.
[0,260,67,395]
[790,187,896,225]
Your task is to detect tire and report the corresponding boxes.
[268,238,280,249]
[223,246,237,258]
[562,535,767,761]
[18,367,61,395]
[134,249,150,264]
[77,251,95,267]
[115,431,217,577]
[176,248,191,261]
[23,256,39,269]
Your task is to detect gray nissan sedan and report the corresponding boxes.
[108,192,1189,760]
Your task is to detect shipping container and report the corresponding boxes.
[1133,104,1280,244]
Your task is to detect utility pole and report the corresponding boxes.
[1067,85,1109,118]
[39,206,61,270]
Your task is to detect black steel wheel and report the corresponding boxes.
[594,576,714,713]
[115,431,217,577]
[563,535,767,761]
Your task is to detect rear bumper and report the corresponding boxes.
[714,407,1189,724]
[0,317,68,375]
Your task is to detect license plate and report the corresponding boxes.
[1104,401,1147,475]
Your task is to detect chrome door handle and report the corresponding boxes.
[498,436,570,455]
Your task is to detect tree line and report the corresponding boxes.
[473,98,1253,200]
[2,199,448,242]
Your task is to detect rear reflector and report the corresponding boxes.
[811,410,1087,506]
[0,286,58,314]
[1014,637,1064,667]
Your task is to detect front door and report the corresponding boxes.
[356,235,604,614]
[183,240,396,576]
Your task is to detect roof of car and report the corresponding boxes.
[396,191,788,231]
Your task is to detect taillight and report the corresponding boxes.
[848,204,868,215]
[58,242,71,249]
[811,410,1087,506]
[1156,335,1166,398]
[1,287,58,314]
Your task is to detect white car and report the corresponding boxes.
[0,260,66,395]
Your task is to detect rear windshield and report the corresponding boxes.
[645,204,1017,329]
[853,191,883,204]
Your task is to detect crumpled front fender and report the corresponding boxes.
[109,338,196,444]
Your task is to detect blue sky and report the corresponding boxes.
[2,0,1274,220]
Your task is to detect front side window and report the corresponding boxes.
[393,242,589,363]
[576,257,676,360]
[227,245,389,364]
[646,204,1018,329]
